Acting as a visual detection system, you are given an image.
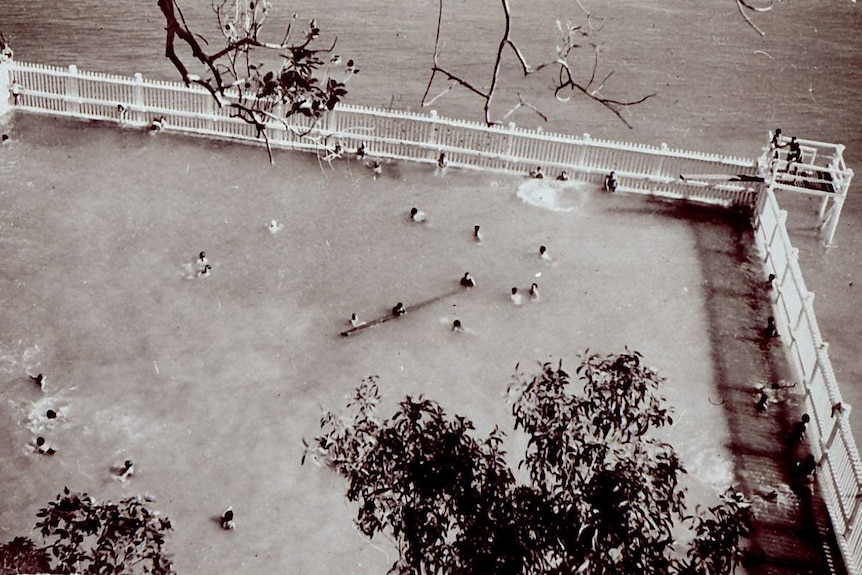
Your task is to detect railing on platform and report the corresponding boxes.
[754,187,862,575]
[4,60,759,207]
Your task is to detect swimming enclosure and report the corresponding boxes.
[2,59,860,575]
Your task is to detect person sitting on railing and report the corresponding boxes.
[785,137,802,174]
[529,166,544,179]
[604,170,618,193]
[769,128,783,152]
[149,115,166,132]
[10,80,21,106]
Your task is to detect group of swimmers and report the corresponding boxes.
[347,224,553,332]
[26,372,140,481]
[528,164,617,192]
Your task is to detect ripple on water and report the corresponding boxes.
[516,179,592,213]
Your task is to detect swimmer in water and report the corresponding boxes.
[199,264,212,278]
[35,436,55,456]
[368,160,382,179]
[267,219,282,233]
[46,409,57,420]
[529,283,540,300]
[460,272,476,288]
[1,134,9,144]
[392,302,406,316]
[349,313,365,328]
[539,245,551,262]
[198,251,208,266]
[556,170,569,181]
[410,207,426,223]
[120,459,135,481]
[355,143,366,159]
[473,225,483,243]
[530,166,544,179]
[29,373,45,390]
[149,115,166,132]
[221,507,236,530]
[452,319,463,332]
[437,151,448,169]
[510,287,523,306]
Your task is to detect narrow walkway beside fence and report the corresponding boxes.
[689,204,837,575]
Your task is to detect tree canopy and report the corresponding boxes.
[305,350,752,575]
[0,488,174,575]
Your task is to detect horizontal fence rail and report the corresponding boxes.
[5,60,759,207]
[754,188,862,575]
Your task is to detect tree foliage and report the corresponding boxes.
[0,537,51,575]
[157,0,354,160]
[306,350,752,575]
[0,488,174,575]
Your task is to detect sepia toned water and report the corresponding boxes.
[1,0,861,572]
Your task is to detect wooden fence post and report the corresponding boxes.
[67,64,80,115]
[0,59,10,118]
[133,72,145,124]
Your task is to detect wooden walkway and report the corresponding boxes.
[690,204,841,575]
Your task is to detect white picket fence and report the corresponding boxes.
[3,59,861,575]
[4,60,759,207]
[754,188,862,575]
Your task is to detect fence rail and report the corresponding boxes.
[754,188,862,575]
[5,60,759,207]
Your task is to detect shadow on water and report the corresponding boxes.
[610,196,837,575]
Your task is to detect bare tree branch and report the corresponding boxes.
[421,0,651,128]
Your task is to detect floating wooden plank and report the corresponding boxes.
[341,288,464,337]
